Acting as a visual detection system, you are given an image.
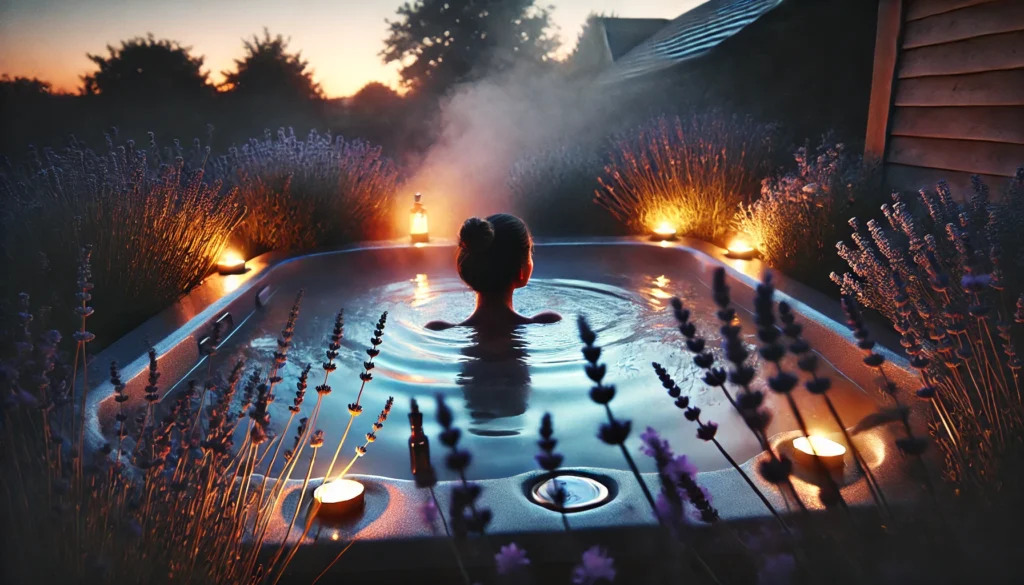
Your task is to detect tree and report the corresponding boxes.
[0,75,54,99]
[220,29,322,101]
[348,82,403,116]
[382,0,559,95]
[81,34,212,98]
[564,13,611,77]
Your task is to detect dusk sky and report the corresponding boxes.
[0,0,706,98]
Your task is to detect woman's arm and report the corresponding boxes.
[529,311,562,324]
[425,320,457,331]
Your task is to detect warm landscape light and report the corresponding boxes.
[724,235,757,260]
[313,479,365,520]
[651,221,677,242]
[792,435,847,471]
[216,250,247,275]
[410,192,429,244]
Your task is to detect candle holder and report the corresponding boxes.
[410,193,429,244]
[724,236,757,260]
[791,435,846,472]
[216,250,247,275]
[650,222,677,242]
[313,479,365,522]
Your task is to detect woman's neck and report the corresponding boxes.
[475,290,515,313]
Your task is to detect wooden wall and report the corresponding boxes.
[865,0,1024,196]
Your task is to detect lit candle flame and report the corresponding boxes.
[411,211,428,235]
[314,478,365,505]
[793,435,846,458]
[219,249,244,267]
[653,221,677,236]
[726,236,755,255]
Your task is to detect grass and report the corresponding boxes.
[596,112,776,245]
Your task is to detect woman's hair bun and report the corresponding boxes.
[459,217,495,250]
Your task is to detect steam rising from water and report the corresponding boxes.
[400,67,621,238]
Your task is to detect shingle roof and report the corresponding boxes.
[599,18,672,61]
[604,0,784,81]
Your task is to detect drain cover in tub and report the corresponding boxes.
[530,474,610,512]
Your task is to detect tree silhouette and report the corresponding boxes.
[81,34,212,98]
[1,75,54,99]
[220,29,322,101]
[382,0,559,95]
[348,82,403,116]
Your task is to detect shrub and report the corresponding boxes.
[596,113,775,245]
[507,143,620,236]
[211,128,399,257]
[0,134,244,345]
[832,169,1024,485]
[736,141,881,289]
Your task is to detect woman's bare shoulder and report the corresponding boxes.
[528,311,562,324]
[425,320,457,331]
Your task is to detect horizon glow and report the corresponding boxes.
[0,0,706,98]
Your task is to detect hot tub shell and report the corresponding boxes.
[81,237,924,572]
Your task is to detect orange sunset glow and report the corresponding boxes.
[0,0,706,97]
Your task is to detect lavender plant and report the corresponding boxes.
[832,169,1024,484]
[209,128,399,256]
[736,141,881,287]
[507,143,614,236]
[0,135,244,345]
[597,112,775,244]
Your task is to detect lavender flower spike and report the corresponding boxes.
[572,546,616,585]
[494,542,531,576]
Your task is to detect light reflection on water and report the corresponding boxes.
[206,246,874,481]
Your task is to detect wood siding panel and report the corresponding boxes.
[903,0,1024,48]
[887,136,1024,176]
[894,69,1024,106]
[886,163,1016,197]
[889,106,1024,144]
[906,0,1001,21]
[865,0,904,160]
[899,31,1024,77]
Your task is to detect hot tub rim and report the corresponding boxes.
[80,236,915,467]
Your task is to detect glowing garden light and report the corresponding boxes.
[216,249,247,275]
[724,235,757,260]
[410,192,429,244]
[651,221,677,242]
[792,435,847,471]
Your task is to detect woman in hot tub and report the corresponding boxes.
[425,214,562,331]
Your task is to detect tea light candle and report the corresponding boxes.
[651,222,677,242]
[792,435,846,471]
[314,479,365,520]
[216,250,247,275]
[724,236,757,260]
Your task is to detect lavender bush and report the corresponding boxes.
[209,128,399,257]
[0,134,245,344]
[736,141,881,287]
[833,169,1024,485]
[507,143,618,236]
[597,112,775,245]
[0,248,401,584]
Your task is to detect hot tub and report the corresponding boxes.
[83,237,918,563]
